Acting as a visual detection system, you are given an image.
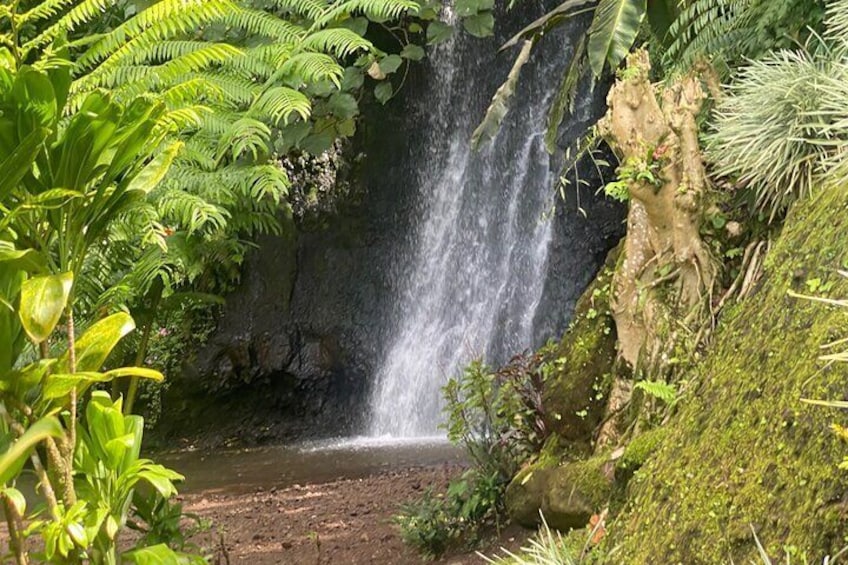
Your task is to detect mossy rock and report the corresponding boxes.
[543,244,621,444]
[615,427,669,484]
[608,185,848,563]
[508,454,614,531]
[506,462,555,528]
[542,455,613,531]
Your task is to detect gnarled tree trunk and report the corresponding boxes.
[595,51,718,446]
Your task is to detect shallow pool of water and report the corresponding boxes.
[159,436,466,495]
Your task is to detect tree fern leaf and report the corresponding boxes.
[300,28,372,58]
[252,86,312,123]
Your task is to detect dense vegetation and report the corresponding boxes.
[398,0,848,562]
[2,0,847,562]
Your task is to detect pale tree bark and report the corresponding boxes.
[595,51,718,447]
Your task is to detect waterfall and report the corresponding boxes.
[367,17,579,438]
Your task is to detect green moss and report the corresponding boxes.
[608,185,848,563]
[544,244,622,444]
[543,455,613,531]
[617,427,669,476]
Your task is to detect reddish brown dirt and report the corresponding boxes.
[184,464,530,565]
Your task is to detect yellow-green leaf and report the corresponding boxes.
[104,367,164,382]
[57,312,135,373]
[19,272,73,344]
[0,417,63,485]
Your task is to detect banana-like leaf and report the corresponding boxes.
[471,40,535,150]
[500,0,596,51]
[56,312,135,373]
[0,416,63,485]
[587,0,646,77]
[545,35,587,154]
[19,272,73,344]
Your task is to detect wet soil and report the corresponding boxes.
[184,463,530,564]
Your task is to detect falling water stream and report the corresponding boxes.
[368,16,574,437]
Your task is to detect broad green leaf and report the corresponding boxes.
[0,417,63,485]
[42,372,110,400]
[400,44,426,61]
[587,0,647,77]
[341,67,364,91]
[0,242,46,273]
[103,367,164,382]
[374,82,393,105]
[1,358,55,398]
[0,127,50,202]
[328,93,358,120]
[124,544,205,565]
[19,272,73,344]
[378,55,403,75]
[124,141,183,194]
[427,21,453,45]
[57,312,135,373]
[455,0,494,17]
[462,12,495,38]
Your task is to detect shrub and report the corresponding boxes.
[394,469,504,559]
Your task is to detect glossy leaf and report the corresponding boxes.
[587,0,647,76]
[0,417,63,485]
[19,272,73,344]
[124,141,183,195]
[103,367,164,382]
[42,372,110,400]
[57,312,135,373]
[0,241,46,273]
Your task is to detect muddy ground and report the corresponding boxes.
[183,464,530,564]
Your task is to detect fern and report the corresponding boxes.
[1,0,418,329]
[634,380,677,404]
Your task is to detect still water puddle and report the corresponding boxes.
[158,436,466,495]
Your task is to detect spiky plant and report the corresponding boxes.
[706,0,848,219]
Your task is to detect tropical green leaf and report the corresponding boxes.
[0,417,63,485]
[57,312,135,373]
[18,272,73,344]
[103,367,164,382]
[125,142,184,195]
[374,81,393,104]
[586,0,646,76]
[463,12,495,38]
[427,21,453,45]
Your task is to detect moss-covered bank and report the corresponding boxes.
[609,185,848,562]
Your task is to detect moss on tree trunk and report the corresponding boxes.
[608,183,848,562]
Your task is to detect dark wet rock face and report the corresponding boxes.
[157,9,625,447]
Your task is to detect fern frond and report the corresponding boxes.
[312,0,418,30]
[300,28,372,58]
[73,0,238,71]
[227,6,307,42]
[251,86,312,123]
